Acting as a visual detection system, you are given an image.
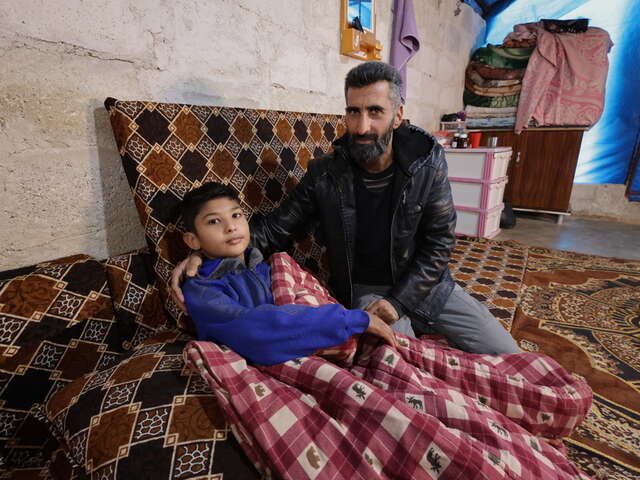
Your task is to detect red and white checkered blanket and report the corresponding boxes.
[184,253,593,479]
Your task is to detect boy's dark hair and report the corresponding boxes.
[344,61,403,108]
[180,182,239,233]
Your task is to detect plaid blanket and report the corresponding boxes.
[184,253,593,479]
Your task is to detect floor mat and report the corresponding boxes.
[450,237,528,331]
[511,246,640,479]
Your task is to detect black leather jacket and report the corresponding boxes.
[252,123,457,327]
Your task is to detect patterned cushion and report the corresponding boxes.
[0,405,78,479]
[105,98,345,328]
[0,255,124,474]
[103,249,169,349]
[44,331,259,479]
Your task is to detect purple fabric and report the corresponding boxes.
[390,0,420,102]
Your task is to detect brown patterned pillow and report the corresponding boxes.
[44,331,259,479]
[103,249,169,350]
[105,98,345,329]
[1,404,78,479]
[0,255,124,474]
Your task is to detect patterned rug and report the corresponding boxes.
[450,237,528,332]
[510,246,640,480]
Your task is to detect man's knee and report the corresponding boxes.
[435,284,520,354]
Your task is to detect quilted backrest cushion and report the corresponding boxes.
[103,249,167,349]
[0,255,124,471]
[105,98,345,328]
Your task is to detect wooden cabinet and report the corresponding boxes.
[475,129,585,213]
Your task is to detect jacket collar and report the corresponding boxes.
[330,122,436,177]
[197,247,264,279]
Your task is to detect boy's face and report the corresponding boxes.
[183,197,250,260]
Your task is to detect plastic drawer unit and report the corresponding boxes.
[444,147,512,238]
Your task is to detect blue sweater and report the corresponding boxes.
[183,249,369,365]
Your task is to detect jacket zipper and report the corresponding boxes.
[336,184,354,305]
[330,148,355,305]
[390,184,408,283]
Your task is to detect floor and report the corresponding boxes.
[493,213,640,260]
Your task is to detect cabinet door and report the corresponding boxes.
[510,130,583,211]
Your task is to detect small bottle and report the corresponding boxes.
[451,132,460,148]
[458,133,468,149]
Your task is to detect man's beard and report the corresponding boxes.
[347,120,395,168]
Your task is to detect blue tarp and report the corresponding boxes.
[470,0,640,189]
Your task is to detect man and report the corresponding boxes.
[172,61,520,354]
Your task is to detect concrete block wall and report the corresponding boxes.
[0,0,485,270]
[570,184,640,224]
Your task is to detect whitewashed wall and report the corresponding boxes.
[0,0,485,270]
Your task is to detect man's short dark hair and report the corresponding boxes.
[344,61,403,108]
[180,182,239,233]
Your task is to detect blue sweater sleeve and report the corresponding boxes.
[184,280,369,365]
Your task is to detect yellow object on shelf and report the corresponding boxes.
[340,0,382,61]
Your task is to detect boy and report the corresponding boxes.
[181,182,396,365]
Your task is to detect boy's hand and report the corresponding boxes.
[170,253,203,312]
[365,298,399,326]
[366,313,397,349]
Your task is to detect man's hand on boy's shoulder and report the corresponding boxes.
[170,253,203,312]
[366,313,397,349]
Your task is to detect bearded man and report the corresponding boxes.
[172,61,520,354]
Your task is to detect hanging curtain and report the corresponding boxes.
[389,0,420,103]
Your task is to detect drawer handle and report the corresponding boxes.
[515,152,521,164]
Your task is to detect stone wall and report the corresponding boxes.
[0,0,484,270]
[570,184,640,224]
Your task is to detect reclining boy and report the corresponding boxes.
[180,181,396,365]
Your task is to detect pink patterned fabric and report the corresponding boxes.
[270,252,340,307]
[270,252,357,361]
[515,23,613,133]
[183,254,592,479]
[185,337,592,479]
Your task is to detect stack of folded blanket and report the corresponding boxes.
[465,105,517,129]
[463,44,533,128]
[464,20,610,133]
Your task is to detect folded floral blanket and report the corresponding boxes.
[464,89,520,108]
[465,105,518,116]
[465,77,522,97]
[466,117,516,129]
[471,45,533,70]
[184,253,593,479]
[469,61,526,81]
[503,38,537,48]
[466,66,522,90]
